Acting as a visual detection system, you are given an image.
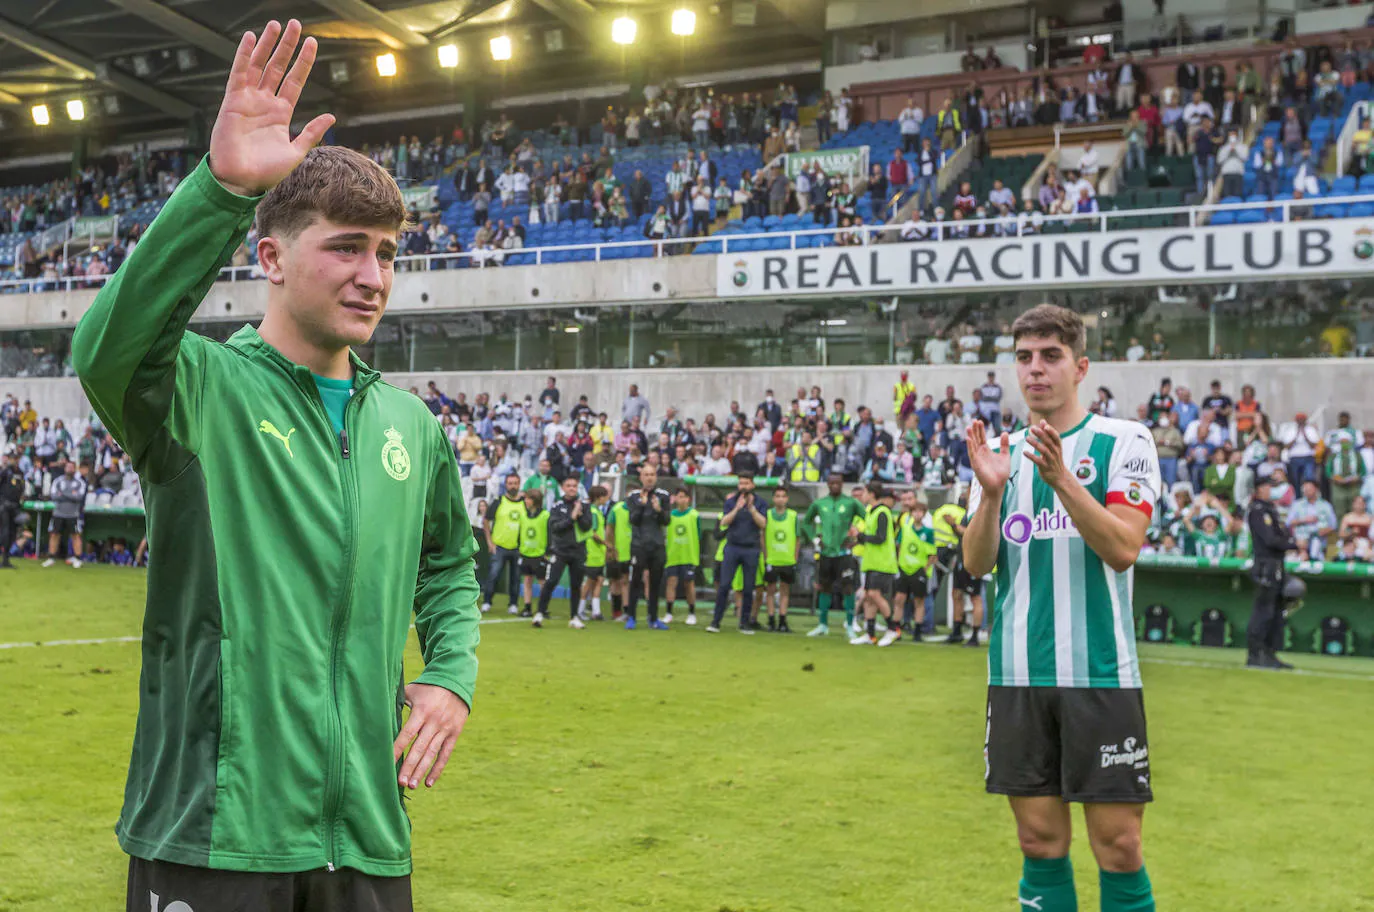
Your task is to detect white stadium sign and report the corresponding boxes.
[716,222,1374,297]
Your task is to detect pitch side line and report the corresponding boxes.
[3,625,1372,681]
[0,617,531,651]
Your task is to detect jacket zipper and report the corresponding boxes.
[296,372,365,874]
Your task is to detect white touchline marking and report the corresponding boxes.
[2,624,1372,682]
[0,618,532,651]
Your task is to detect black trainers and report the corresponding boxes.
[767,616,777,632]
[778,618,791,633]
[519,607,533,618]
[1268,651,1294,670]
[944,630,963,644]
[910,628,923,642]
[963,633,981,648]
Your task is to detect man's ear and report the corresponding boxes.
[257,235,286,286]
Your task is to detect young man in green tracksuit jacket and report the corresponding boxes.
[72,21,479,911]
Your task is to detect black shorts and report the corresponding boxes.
[953,564,984,596]
[817,555,856,593]
[985,686,1153,804]
[584,564,605,580]
[863,570,896,598]
[666,565,696,582]
[127,856,412,912]
[520,557,546,577]
[606,560,627,581]
[897,569,930,598]
[764,564,796,585]
[51,515,84,536]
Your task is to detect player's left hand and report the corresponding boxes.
[1025,421,1069,489]
[394,683,470,789]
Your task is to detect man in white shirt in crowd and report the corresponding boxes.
[1125,337,1147,362]
[914,137,939,212]
[543,410,572,447]
[898,98,924,154]
[1280,410,1321,486]
[901,213,931,241]
[700,444,732,476]
[987,178,1015,211]
[924,329,952,365]
[1217,129,1248,198]
[1183,90,1215,152]
[1077,141,1100,187]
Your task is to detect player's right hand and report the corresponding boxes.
[209,20,334,196]
[967,420,1011,493]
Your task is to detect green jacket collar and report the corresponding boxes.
[227,325,381,393]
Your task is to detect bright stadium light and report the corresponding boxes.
[375,53,397,77]
[438,44,459,68]
[66,99,85,121]
[671,9,696,36]
[490,35,512,61]
[31,104,49,126]
[611,16,637,45]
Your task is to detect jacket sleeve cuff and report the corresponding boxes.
[189,155,267,212]
[413,671,474,713]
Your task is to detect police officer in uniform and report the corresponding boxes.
[0,447,23,568]
[1246,474,1298,670]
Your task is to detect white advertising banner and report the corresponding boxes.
[716,222,1374,297]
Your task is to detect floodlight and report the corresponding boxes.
[671,9,696,36]
[611,17,637,45]
[376,53,397,77]
[66,99,85,121]
[31,105,49,126]
[438,44,459,68]
[490,35,512,61]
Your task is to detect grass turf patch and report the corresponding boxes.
[1,562,1372,910]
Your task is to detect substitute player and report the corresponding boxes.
[486,472,526,614]
[606,494,633,619]
[577,485,611,621]
[664,488,702,625]
[801,472,864,637]
[890,491,937,644]
[850,484,899,645]
[963,304,1160,912]
[518,489,550,618]
[73,20,478,910]
[762,485,801,633]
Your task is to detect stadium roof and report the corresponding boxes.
[0,0,823,140]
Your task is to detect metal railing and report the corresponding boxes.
[1,191,1371,295]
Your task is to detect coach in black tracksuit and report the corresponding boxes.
[539,475,594,620]
[626,463,672,626]
[0,450,22,568]
[1246,474,1298,670]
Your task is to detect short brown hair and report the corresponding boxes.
[256,146,407,240]
[1011,304,1086,358]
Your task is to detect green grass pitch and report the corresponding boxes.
[1,563,1372,911]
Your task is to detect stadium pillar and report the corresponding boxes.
[462,83,484,146]
[186,111,209,169]
[70,134,88,180]
[626,58,646,112]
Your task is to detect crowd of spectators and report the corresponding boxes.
[8,368,1372,568]
[1103,377,1374,563]
[1,392,144,564]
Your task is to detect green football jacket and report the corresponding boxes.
[71,158,481,877]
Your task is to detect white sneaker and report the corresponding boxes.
[849,633,876,645]
[807,624,829,637]
[662,612,674,624]
[569,617,585,629]
[41,559,55,568]
[508,604,519,615]
[685,613,697,626]
[532,613,544,628]
[71,559,82,569]
[481,602,491,614]
[878,630,902,647]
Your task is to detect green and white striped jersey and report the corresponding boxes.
[967,414,1161,689]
